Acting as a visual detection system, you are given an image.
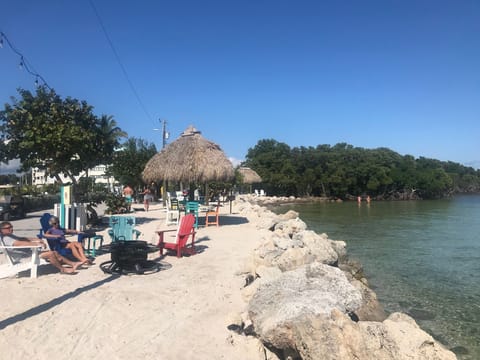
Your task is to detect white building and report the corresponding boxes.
[32,165,117,190]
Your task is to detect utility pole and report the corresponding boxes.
[161,119,169,149]
[159,119,169,206]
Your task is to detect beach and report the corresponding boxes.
[0,202,263,360]
[0,198,457,360]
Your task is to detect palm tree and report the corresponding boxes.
[97,115,127,164]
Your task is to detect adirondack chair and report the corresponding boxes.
[156,214,196,258]
[38,213,74,257]
[38,213,103,257]
[108,216,141,242]
[165,198,180,225]
[184,201,199,229]
[0,236,46,279]
[205,203,220,227]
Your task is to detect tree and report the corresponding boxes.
[95,115,127,166]
[108,137,157,191]
[243,138,478,199]
[0,86,124,184]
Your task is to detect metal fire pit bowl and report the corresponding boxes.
[100,240,163,275]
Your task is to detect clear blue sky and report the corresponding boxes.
[1,1,479,172]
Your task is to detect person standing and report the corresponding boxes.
[141,187,153,212]
[123,185,134,212]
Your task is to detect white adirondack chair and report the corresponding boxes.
[0,237,47,279]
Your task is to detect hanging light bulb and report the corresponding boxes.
[19,56,24,70]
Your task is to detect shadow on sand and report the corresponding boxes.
[0,274,120,330]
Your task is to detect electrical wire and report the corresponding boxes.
[0,31,52,90]
[88,0,155,126]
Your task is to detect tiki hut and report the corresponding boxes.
[238,167,262,194]
[238,167,262,184]
[142,126,234,198]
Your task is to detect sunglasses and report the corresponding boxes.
[1,226,12,230]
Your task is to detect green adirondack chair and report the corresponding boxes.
[108,216,141,242]
[184,201,199,229]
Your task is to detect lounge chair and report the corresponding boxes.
[156,214,196,258]
[108,215,141,242]
[184,201,199,229]
[165,198,180,226]
[38,213,74,257]
[0,237,46,279]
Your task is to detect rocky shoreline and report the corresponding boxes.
[229,195,456,360]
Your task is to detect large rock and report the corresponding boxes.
[293,230,339,265]
[291,310,456,360]
[248,262,363,349]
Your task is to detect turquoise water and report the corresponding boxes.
[272,195,480,359]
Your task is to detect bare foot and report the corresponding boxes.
[61,267,76,274]
[82,259,93,266]
[72,262,83,271]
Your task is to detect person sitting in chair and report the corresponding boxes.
[45,216,92,265]
[1,221,82,274]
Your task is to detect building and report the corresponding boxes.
[32,165,117,190]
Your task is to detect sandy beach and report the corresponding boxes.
[0,202,263,360]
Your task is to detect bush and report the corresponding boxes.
[105,193,129,214]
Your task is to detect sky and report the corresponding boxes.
[1,0,479,174]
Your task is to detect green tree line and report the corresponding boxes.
[244,139,480,200]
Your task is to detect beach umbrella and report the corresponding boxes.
[142,125,234,186]
[237,167,262,194]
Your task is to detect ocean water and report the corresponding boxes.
[272,195,480,359]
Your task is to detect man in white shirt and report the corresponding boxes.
[1,221,82,274]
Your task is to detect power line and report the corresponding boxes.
[0,31,52,90]
[88,0,155,125]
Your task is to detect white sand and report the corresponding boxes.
[0,203,262,360]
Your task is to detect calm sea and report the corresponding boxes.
[272,194,480,360]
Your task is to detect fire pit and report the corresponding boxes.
[100,240,162,275]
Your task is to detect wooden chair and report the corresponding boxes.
[0,237,46,279]
[165,198,180,226]
[205,204,220,227]
[108,216,141,242]
[185,201,199,229]
[156,214,196,258]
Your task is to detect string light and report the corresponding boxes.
[0,31,52,90]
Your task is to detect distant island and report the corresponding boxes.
[242,139,480,200]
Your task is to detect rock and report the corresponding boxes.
[288,310,456,360]
[274,218,308,237]
[248,262,363,349]
[293,230,339,266]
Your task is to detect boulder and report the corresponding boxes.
[290,310,456,360]
[248,262,363,350]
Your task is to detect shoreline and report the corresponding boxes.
[0,198,456,359]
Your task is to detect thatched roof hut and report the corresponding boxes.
[238,167,262,184]
[142,126,234,184]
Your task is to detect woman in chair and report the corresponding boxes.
[45,216,92,265]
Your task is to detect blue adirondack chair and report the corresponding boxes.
[108,216,141,242]
[38,213,74,257]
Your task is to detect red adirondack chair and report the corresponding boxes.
[156,214,196,258]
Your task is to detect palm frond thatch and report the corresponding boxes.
[238,167,262,184]
[142,126,234,184]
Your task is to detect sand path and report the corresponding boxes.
[0,203,261,360]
